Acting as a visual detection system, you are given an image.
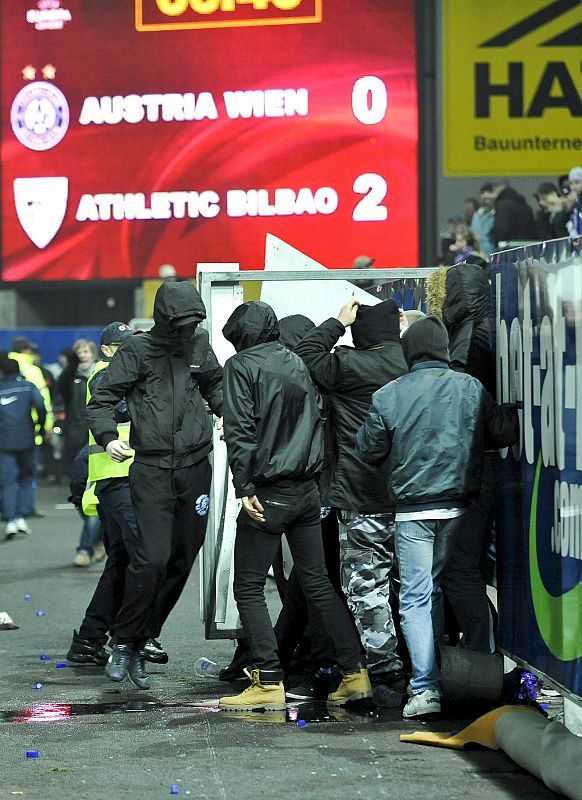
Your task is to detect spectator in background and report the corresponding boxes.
[470,184,496,258]
[534,182,572,241]
[57,339,102,567]
[448,227,482,265]
[8,337,53,518]
[491,181,537,248]
[159,264,180,282]
[439,215,466,264]
[58,339,99,471]
[0,354,47,540]
[463,198,479,227]
[31,345,61,483]
[568,166,582,236]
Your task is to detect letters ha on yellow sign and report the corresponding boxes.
[442,0,582,176]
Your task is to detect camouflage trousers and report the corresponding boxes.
[338,510,402,680]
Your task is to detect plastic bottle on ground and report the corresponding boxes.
[194,657,222,678]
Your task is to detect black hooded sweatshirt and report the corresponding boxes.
[294,300,408,513]
[221,302,324,498]
[493,186,537,246]
[441,263,495,395]
[87,282,223,469]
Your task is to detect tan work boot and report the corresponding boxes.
[327,668,373,706]
[219,668,286,711]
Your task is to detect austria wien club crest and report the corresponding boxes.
[11,81,70,151]
[14,177,68,249]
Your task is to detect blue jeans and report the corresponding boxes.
[395,518,458,694]
[77,511,102,556]
[0,450,35,521]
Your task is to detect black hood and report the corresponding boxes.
[278,315,315,351]
[222,302,280,352]
[352,300,400,348]
[152,282,206,337]
[401,315,450,369]
[442,263,491,332]
[496,186,528,206]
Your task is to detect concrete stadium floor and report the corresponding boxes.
[0,483,559,800]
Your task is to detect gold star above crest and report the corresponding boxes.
[42,64,57,80]
[22,65,36,80]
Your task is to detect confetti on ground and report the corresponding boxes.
[26,751,39,759]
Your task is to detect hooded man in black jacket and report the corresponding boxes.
[87,282,223,688]
[432,263,498,653]
[356,316,518,719]
[218,301,372,711]
[492,182,537,247]
[294,298,408,707]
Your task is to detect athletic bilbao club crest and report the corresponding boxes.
[13,176,68,249]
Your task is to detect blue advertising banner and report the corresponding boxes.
[493,238,582,698]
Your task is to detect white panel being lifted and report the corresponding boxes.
[262,234,379,346]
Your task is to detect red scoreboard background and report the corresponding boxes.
[1,0,418,280]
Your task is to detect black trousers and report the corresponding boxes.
[115,458,211,644]
[79,478,138,644]
[234,479,362,674]
[441,453,497,653]
[274,511,358,670]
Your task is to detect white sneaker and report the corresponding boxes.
[16,517,31,535]
[402,689,441,718]
[73,550,92,568]
[92,542,106,562]
[5,520,18,540]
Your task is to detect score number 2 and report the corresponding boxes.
[351,77,388,221]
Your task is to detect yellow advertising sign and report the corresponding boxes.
[443,0,582,176]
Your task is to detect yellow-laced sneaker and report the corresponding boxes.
[327,668,373,706]
[219,668,286,712]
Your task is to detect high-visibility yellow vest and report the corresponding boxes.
[86,361,134,484]
[9,351,54,445]
[81,481,99,517]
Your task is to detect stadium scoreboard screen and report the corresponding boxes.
[1,0,418,280]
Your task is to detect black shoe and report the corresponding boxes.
[286,667,340,701]
[372,669,408,708]
[67,630,109,666]
[105,643,134,682]
[144,638,168,664]
[128,650,151,690]
[219,640,251,682]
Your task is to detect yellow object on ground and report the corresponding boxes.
[400,705,540,750]
[327,668,373,706]
[219,668,286,711]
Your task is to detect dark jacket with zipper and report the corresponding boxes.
[294,301,408,513]
[493,186,537,246]
[441,263,495,395]
[87,282,223,469]
[356,316,518,510]
[0,375,46,451]
[222,302,324,498]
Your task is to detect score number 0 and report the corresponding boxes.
[351,76,388,222]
